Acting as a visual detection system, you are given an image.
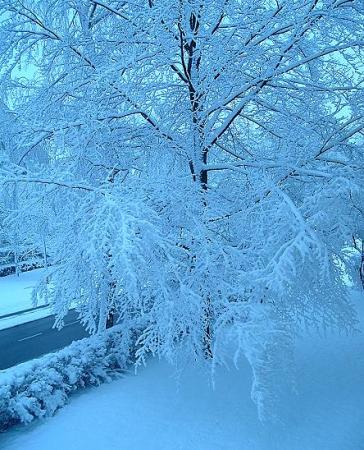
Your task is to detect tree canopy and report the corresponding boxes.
[0,0,363,419]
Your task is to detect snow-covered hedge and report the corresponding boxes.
[0,325,133,431]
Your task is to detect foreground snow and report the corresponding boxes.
[1,291,363,450]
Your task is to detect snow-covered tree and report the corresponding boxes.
[0,0,363,419]
[0,99,50,275]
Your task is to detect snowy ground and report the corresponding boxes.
[0,269,52,330]
[0,307,53,331]
[0,269,45,316]
[0,291,363,450]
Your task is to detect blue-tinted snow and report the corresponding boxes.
[0,291,363,450]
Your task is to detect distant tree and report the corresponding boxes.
[0,100,50,276]
[0,0,363,419]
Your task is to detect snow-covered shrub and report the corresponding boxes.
[0,326,133,432]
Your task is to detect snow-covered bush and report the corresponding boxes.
[0,326,133,432]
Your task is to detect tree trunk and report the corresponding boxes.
[183,9,213,359]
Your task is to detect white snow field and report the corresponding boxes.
[0,269,45,316]
[0,291,363,450]
[0,269,52,330]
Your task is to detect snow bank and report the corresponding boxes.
[0,325,133,431]
[0,306,52,331]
